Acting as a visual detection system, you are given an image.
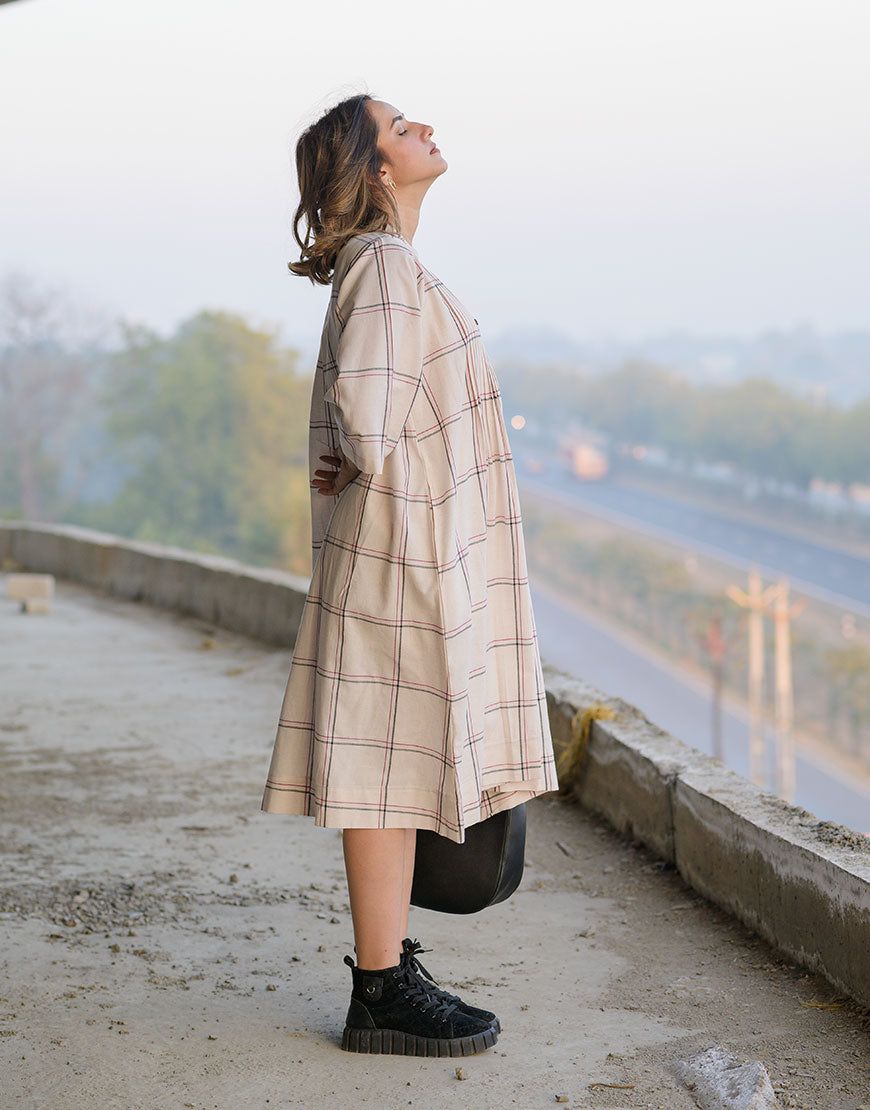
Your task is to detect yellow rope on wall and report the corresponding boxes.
[556,702,618,792]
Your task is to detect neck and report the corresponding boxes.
[392,201,419,245]
[391,179,433,245]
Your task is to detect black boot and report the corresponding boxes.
[341,953,498,1056]
[400,937,501,1033]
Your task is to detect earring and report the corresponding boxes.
[386,177,397,191]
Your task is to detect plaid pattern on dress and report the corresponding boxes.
[261,231,558,843]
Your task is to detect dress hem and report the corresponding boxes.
[259,782,558,844]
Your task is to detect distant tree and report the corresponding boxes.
[825,643,870,758]
[687,377,815,485]
[0,270,110,520]
[100,310,311,571]
[581,360,686,448]
[835,400,870,486]
[567,362,867,491]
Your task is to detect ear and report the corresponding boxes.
[366,166,387,190]
[375,165,398,194]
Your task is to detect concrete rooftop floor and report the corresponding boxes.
[1,578,868,1110]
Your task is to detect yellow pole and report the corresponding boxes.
[769,577,806,803]
[726,566,780,788]
[747,569,765,788]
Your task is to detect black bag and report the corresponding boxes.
[409,803,526,914]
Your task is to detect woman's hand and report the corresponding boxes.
[312,450,362,497]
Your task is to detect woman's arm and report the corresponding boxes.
[324,237,424,475]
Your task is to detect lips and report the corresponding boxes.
[430,143,438,154]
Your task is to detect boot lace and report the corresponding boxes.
[400,938,463,1008]
[395,942,458,1019]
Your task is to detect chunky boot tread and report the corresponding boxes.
[341,1022,497,1056]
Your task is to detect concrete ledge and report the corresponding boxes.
[544,665,870,1010]
[3,520,869,1010]
[545,671,710,863]
[0,522,310,646]
[674,765,870,1007]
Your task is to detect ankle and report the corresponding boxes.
[355,960,401,974]
[353,941,402,970]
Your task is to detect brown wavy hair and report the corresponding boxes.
[288,93,400,285]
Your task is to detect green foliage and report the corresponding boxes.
[592,535,693,602]
[505,359,870,491]
[583,361,694,451]
[98,310,311,571]
[824,642,870,752]
[837,400,870,484]
[683,376,816,484]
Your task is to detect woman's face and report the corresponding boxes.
[367,99,448,191]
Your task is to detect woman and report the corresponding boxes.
[262,92,558,1056]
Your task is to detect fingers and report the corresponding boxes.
[312,474,341,496]
[313,452,348,498]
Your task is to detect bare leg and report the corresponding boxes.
[342,828,411,969]
[399,828,416,941]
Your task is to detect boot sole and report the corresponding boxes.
[341,1023,498,1056]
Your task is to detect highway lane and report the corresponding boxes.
[530,577,870,836]
[519,462,870,617]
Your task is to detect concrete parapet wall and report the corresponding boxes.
[0,521,309,646]
[545,670,870,1010]
[3,521,869,1009]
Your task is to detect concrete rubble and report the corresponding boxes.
[671,1044,781,1109]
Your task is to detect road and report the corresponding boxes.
[516,471,870,835]
[521,463,870,617]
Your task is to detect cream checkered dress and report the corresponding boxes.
[261,230,558,842]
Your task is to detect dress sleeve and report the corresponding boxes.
[324,238,424,475]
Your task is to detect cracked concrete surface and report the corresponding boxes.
[1,578,868,1109]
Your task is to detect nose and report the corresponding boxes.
[421,122,434,140]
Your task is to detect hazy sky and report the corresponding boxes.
[2,0,868,351]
